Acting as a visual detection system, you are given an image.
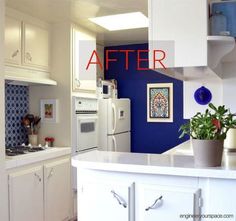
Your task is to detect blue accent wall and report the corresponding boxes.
[105,44,189,154]
[5,84,29,147]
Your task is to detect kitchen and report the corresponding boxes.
[1,0,236,221]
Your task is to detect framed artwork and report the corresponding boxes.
[147,83,173,122]
[40,99,58,123]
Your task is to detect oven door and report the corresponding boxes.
[76,114,98,152]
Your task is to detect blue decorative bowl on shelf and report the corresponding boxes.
[194,86,212,105]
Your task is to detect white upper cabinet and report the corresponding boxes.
[5,17,21,65]
[149,0,208,69]
[72,26,97,92]
[23,22,49,70]
[149,0,236,81]
[5,14,50,72]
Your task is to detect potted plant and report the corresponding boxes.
[179,103,236,167]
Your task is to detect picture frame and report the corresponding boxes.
[147,83,173,122]
[40,99,58,123]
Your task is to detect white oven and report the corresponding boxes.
[72,97,98,154]
[72,97,98,194]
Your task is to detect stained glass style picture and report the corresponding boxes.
[147,83,173,122]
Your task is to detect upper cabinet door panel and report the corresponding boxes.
[149,0,208,68]
[72,27,96,92]
[23,22,49,70]
[5,17,21,65]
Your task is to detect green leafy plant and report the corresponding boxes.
[179,103,236,140]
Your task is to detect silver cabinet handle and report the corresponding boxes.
[75,78,80,87]
[145,196,163,211]
[111,190,127,208]
[26,52,32,61]
[47,168,54,179]
[34,173,42,182]
[11,49,19,58]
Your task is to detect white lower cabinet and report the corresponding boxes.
[8,157,71,221]
[44,158,71,221]
[78,181,133,221]
[77,178,201,221]
[9,166,44,221]
[135,183,201,221]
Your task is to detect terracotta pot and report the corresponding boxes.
[192,139,224,167]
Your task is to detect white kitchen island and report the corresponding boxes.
[72,143,236,221]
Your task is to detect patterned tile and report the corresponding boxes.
[5,84,29,147]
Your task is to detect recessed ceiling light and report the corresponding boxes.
[89,12,148,31]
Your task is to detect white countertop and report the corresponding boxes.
[72,141,236,180]
[6,147,71,169]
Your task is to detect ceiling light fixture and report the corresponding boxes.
[89,12,148,31]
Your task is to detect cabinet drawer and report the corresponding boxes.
[135,183,201,221]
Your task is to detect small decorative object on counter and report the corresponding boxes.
[210,11,227,36]
[194,86,212,105]
[22,114,41,146]
[179,103,236,167]
[45,137,54,147]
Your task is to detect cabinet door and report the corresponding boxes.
[44,158,71,221]
[9,166,44,221]
[5,17,21,65]
[72,27,96,91]
[78,181,132,221]
[149,0,207,68]
[23,22,49,70]
[202,179,236,220]
[135,183,201,221]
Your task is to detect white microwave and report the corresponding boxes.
[97,80,117,99]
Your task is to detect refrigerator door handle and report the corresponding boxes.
[112,103,117,134]
[112,136,117,152]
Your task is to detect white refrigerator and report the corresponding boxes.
[98,98,131,152]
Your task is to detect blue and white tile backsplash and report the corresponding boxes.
[5,84,29,147]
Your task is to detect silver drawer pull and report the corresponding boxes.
[26,52,32,61]
[145,196,163,211]
[34,173,42,182]
[47,168,54,179]
[12,49,19,58]
[111,190,127,208]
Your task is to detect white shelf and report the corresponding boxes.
[5,75,57,86]
[4,65,57,86]
[207,35,235,75]
[207,35,235,45]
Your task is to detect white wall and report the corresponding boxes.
[0,1,9,220]
[183,64,236,118]
[183,67,222,119]
[223,62,236,113]
[29,22,72,147]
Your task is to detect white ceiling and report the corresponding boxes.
[6,0,148,46]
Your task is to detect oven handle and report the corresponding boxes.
[77,115,98,120]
